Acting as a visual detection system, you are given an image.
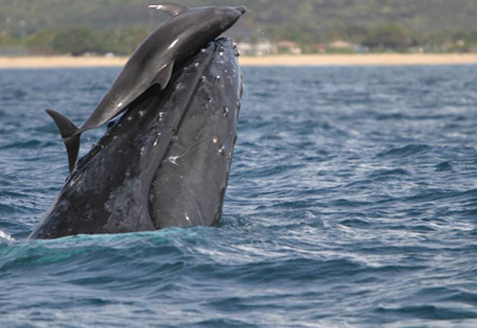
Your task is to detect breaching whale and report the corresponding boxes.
[29,38,243,239]
[46,3,246,172]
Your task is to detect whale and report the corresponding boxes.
[29,38,243,239]
[46,3,246,172]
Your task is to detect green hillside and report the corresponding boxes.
[1,0,477,54]
[1,0,477,33]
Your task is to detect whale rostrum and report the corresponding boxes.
[30,38,243,239]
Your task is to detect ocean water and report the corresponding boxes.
[1,64,477,327]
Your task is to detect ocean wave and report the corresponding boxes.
[0,230,15,243]
[1,66,477,327]
[376,144,433,159]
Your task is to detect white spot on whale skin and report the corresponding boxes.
[212,137,218,144]
[158,112,165,121]
[155,132,162,140]
[117,102,123,108]
[168,156,179,165]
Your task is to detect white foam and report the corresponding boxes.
[0,230,15,242]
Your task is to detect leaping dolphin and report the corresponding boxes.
[46,3,246,172]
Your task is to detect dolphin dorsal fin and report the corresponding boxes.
[148,3,189,16]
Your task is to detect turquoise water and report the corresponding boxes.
[1,65,477,327]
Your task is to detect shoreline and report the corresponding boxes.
[1,54,477,69]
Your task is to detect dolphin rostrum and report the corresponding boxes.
[46,3,246,172]
[29,38,243,239]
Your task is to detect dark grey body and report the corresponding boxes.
[29,38,242,239]
[80,4,246,133]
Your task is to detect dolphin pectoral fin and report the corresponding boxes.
[148,3,189,16]
[46,109,81,173]
[155,62,175,90]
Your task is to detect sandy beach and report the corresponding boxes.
[240,54,477,66]
[1,54,477,69]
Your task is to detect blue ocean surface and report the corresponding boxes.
[1,64,477,327]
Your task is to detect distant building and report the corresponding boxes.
[327,40,355,50]
[237,39,276,56]
[354,45,370,53]
[254,39,276,56]
[315,44,327,53]
[277,41,302,55]
[408,47,424,54]
[27,46,56,56]
[0,46,28,56]
[236,41,253,55]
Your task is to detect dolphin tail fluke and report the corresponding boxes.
[46,109,81,173]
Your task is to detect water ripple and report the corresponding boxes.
[1,66,477,327]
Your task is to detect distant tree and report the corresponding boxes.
[266,25,315,43]
[468,31,477,44]
[53,26,101,56]
[410,30,427,47]
[363,24,413,49]
[265,25,318,53]
[99,26,149,55]
[24,30,57,47]
[328,23,369,44]
[0,32,18,46]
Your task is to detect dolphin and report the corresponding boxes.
[29,38,243,239]
[46,3,246,172]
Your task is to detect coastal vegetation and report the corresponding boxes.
[1,0,477,55]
